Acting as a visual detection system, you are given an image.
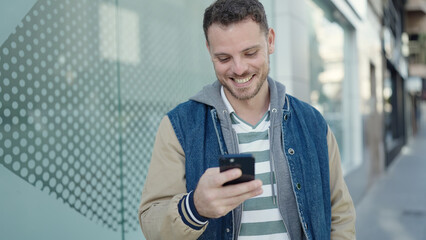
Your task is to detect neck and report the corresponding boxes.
[226,82,270,126]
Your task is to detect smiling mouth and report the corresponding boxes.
[232,75,254,84]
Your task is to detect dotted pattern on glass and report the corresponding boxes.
[118,0,214,231]
[0,0,121,231]
[0,0,214,233]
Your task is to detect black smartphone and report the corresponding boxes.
[219,154,255,186]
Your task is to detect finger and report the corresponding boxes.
[202,167,222,186]
[221,179,263,198]
[216,168,242,186]
[222,184,264,209]
[204,167,220,175]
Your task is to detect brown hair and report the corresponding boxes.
[203,0,269,43]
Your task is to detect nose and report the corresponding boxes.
[231,57,248,76]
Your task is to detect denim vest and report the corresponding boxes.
[168,94,331,240]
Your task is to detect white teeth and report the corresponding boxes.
[234,76,252,84]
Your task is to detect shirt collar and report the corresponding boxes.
[220,86,236,114]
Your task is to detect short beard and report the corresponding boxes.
[223,63,269,101]
[223,77,266,101]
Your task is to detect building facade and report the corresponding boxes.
[405,0,426,136]
[272,0,405,203]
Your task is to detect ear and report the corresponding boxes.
[267,28,275,54]
[206,40,210,52]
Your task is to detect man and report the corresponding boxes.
[139,0,356,239]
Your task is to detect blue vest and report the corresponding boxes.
[168,94,331,240]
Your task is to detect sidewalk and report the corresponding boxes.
[356,104,426,240]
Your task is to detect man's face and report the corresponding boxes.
[206,18,275,102]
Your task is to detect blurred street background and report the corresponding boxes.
[357,102,426,240]
[0,0,425,240]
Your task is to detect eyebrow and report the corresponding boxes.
[213,45,261,58]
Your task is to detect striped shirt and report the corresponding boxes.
[221,87,289,240]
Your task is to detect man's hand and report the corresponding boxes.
[193,167,263,219]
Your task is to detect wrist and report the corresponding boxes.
[177,191,209,230]
[188,191,209,222]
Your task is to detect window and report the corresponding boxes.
[308,0,358,173]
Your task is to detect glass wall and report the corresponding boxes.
[0,0,276,239]
[0,1,217,239]
[307,0,348,167]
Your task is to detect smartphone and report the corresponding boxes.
[219,154,255,186]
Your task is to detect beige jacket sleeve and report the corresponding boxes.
[327,126,356,239]
[138,116,207,240]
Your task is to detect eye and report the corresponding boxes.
[218,57,230,63]
[246,50,258,57]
